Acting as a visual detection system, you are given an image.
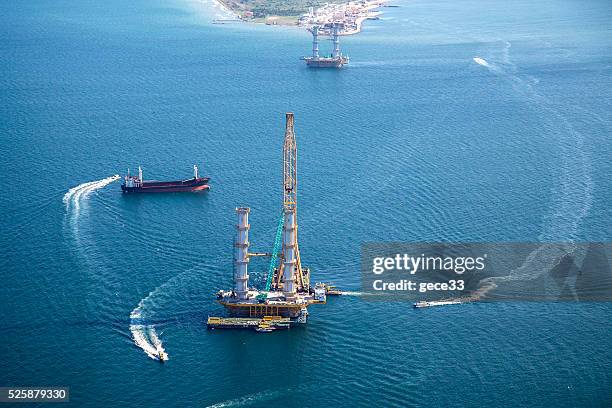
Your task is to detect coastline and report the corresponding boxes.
[341,7,383,35]
[211,0,387,35]
[212,0,240,21]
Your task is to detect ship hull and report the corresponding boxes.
[304,57,349,68]
[121,177,210,193]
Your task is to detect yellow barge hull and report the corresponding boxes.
[207,316,291,330]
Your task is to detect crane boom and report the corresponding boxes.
[278,113,308,295]
[265,211,285,291]
[283,113,297,211]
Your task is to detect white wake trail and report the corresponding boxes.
[130,294,168,360]
[130,300,168,361]
[473,44,592,240]
[64,175,120,216]
[127,265,209,361]
[148,327,167,358]
[340,291,364,296]
[63,180,99,205]
[131,326,159,360]
[206,389,283,408]
[464,41,593,302]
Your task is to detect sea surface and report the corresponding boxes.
[1,0,611,406]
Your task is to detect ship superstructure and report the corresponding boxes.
[303,23,349,68]
[215,113,326,325]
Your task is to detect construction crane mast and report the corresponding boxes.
[283,112,297,214]
[277,113,308,296]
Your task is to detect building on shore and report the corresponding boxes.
[298,0,384,35]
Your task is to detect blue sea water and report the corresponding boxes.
[1,0,611,406]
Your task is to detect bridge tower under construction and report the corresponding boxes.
[214,113,326,325]
[303,23,349,68]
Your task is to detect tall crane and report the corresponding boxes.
[275,113,309,296]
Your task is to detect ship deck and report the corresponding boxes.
[207,316,291,330]
[216,289,326,318]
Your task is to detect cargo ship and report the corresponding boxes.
[121,165,210,193]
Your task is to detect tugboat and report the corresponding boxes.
[121,165,210,193]
[324,284,342,296]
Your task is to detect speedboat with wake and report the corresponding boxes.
[157,347,169,362]
[413,299,462,308]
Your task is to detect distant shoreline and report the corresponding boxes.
[211,0,388,35]
[212,0,240,20]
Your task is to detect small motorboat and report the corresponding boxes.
[157,348,169,362]
[413,300,462,308]
[255,323,275,333]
